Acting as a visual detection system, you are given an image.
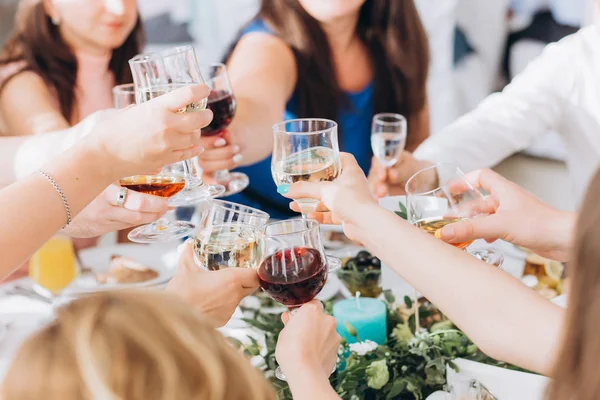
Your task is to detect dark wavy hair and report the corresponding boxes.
[0,1,144,121]
[229,0,429,146]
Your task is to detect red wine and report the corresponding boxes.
[258,247,327,308]
[202,90,236,136]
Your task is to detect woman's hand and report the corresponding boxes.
[284,153,378,240]
[276,300,340,381]
[368,151,433,197]
[82,85,213,179]
[166,241,259,327]
[63,184,170,238]
[197,130,244,174]
[440,169,575,261]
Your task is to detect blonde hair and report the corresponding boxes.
[1,291,275,400]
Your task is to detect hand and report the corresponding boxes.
[82,85,213,179]
[166,241,259,327]
[283,153,378,241]
[368,151,433,196]
[440,169,575,261]
[197,130,244,173]
[62,184,169,238]
[276,300,340,379]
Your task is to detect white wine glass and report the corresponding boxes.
[272,119,341,218]
[129,45,225,207]
[371,113,407,168]
[193,200,270,271]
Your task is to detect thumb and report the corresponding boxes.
[283,181,328,201]
[156,84,210,113]
[440,215,505,244]
[177,240,201,272]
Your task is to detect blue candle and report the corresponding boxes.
[333,297,387,345]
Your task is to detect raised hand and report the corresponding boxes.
[166,241,259,327]
[439,169,575,261]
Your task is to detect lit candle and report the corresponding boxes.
[333,294,387,345]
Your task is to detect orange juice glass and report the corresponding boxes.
[30,236,77,295]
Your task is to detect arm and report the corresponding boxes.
[198,32,296,172]
[0,71,70,136]
[284,154,564,375]
[413,35,576,172]
[0,85,212,279]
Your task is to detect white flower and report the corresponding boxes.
[349,340,379,356]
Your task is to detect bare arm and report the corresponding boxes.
[0,71,70,136]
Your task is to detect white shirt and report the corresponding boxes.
[511,0,588,27]
[414,26,600,202]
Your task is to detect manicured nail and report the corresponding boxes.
[233,154,243,164]
[440,225,454,240]
[232,145,241,153]
[277,184,290,194]
[214,138,227,147]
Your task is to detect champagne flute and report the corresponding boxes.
[405,164,504,332]
[272,119,341,218]
[30,235,77,310]
[371,113,407,168]
[200,63,249,196]
[257,219,341,380]
[128,45,225,207]
[193,200,270,271]
[112,83,202,243]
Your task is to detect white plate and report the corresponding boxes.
[316,273,341,301]
[64,243,178,295]
[320,224,355,249]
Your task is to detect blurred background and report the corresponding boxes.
[1,0,592,210]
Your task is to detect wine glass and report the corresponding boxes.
[405,164,504,265]
[371,113,407,168]
[200,63,249,196]
[112,83,206,243]
[30,235,77,310]
[193,200,270,271]
[257,218,341,380]
[272,119,341,218]
[128,45,225,207]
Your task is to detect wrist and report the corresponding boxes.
[69,143,122,184]
[285,364,333,398]
[548,210,576,261]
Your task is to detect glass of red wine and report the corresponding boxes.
[200,63,249,196]
[257,218,341,380]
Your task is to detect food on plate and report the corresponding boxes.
[96,255,159,285]
[522,252,566,299]
[337,250,382,298]
[322,229,362,247]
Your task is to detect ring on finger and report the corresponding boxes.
[116,187,128,208]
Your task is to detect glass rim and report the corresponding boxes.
[263,218,319,237]
[272,118,338,136]
[210,200,270,220]
[405,163,467,196]
[112,83,135,95]
[129,45,196,65]
[373,113,406,126]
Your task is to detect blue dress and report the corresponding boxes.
[226,20,374,219]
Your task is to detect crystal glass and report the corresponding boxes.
[200,63,249,196]
[112,83,205,243]
[371,113,407,168]
[272,119,341,218]
[128,46,225,207]
[193,200,269,271]
[257,218,341,380]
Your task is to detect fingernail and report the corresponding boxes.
[441,226,454,239]
[214,138,227,147]
[177,242,187,254]
[232,145,241,153]
[277,184,290,194]
[232,154,243,164]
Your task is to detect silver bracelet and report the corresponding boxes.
[35,169,72,228]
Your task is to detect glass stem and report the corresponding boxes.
[214,169,231,182]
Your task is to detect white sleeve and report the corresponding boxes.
[413,36,577,172]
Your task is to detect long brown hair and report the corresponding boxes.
[547,169,600,400]
[1,291,276,400]
[0,1,143,121]
[233,0,429,146]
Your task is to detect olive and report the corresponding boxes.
[357,250,371,258]
[356,256,371,267]
[371,257,381,268]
